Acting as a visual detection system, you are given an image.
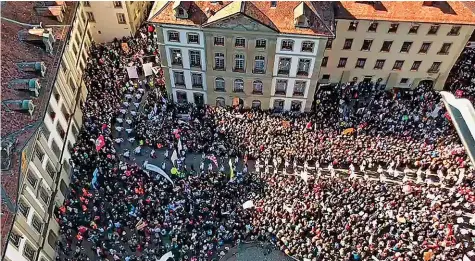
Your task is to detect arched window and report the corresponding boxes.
[252,100,261,109]
[216,97,225,107]
[233,79,244,92]
[215,77,225,91]
[252,80,263,94]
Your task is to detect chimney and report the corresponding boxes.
[18,28,55,54]
[35,5,65,22]
[8,79,42,97]
[2,100,36,116]
[16,62,47,77]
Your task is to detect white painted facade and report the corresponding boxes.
[272,54,316,79]
[162,26,208,104]
[271,77,311,98]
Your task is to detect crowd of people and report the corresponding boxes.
[56,23,475,261]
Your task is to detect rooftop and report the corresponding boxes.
[0,1,75,255]
[148,1,335,37]
[334,1,475,25]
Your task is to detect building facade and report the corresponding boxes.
[318,1,475,90]
[82,1,152,43]
[149,1,335,112]
[1,2,92,261]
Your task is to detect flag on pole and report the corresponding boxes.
[207,155,218,167]
[229,158,234,179]
[95,135,105,151]
[91,168,99,189]
[178,139,183,152]
[170,150,178,165]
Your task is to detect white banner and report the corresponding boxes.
[178,139,183,152]
[126,66,139,79]
[170,150,178,165]
[159,251,174,261]
[145,163,174,186]
[143,62,153,77]
[243,200,254,209]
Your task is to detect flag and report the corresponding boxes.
[95,135,105,151]
[178,139,183,152]
[145,163,174,186]
[101,123,108,132]
[207,155,218,167]
[242,200,254,209]
[91,168,99,189]
[229,158,234,179]
[170,150,178,165]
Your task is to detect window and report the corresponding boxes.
[392,60,404,70]
[187,33,199,44]
[48,231,58,248]
[216,97,225,107]
[60,180,68,197]
[46,161,55,178]
[253,56,265,74]
[189,50,201,67]
[31,215,43,233]
[325,39,333,49]
[321,57,328,67]
[297,59,311,76]
[448,26,461,36]
[274,99,285,111]
[171,49,182,65]
[438,43,451,55]
[35,144,45,162]
[168,31,180,42]
[173,71,185,86]
[215,78,225,91]
[428,62,441,73]
[301,41,314,52]
[343,39,353,50]
[252,80,263,94]
[278,58,291,75]
[408,24,420,34]
[39,186,50,205]
[355,58,366,69]
[388,23,399,33]
[374,59,385,69]
[321,74,330,80]
[293,81,306,96]
[234,54,245,72]
[83,1,90,7]
[10,230,22,248]
[40,123,50,141]
[18,198,30,217]
[214,53,225,70]
[275,80,288,95]
[23,242,36,261]
[176,91,187,103]
[361,39,373,51]
[191,73,202,88]
[419,42,431,54]
[381,41,393,52]
[52,141,61,159]
[27,170,38,188]
[86,12,95,22]
[368,22,378,32]
[428,25,440,35]
[235,37,245,47]
[348,21,358,31]
[400,78,409,84]
[233,79,244,92]
[256,39,267,49]
[411,61,421,71]
[252,100,261,109]
[291,100,302,112]
[337,58,347,68]
[400,42,413,53]
[214,36,224,46]
[270,1,277,7]
[113,1,122,8]
[281,40,294,51]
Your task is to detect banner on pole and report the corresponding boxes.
[126,66,139,79]
[143,62,153,77]
[145,163,174,186]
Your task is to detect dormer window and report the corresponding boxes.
[177,7,185,17]
[173,1,190,19]
[294,2,311,28]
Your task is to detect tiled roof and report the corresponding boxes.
[148,1,335,37]
[0,1,75,257]
[1,202,15,255]
[334,1,475,25]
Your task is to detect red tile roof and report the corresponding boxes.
[149,1,335,37]
[0,1,75,257]
[334,1,475,25]
[1,203,15,255]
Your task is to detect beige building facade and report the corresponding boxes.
[82,1,152,43]
[319,1,475,90]
[149,1,335,112]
